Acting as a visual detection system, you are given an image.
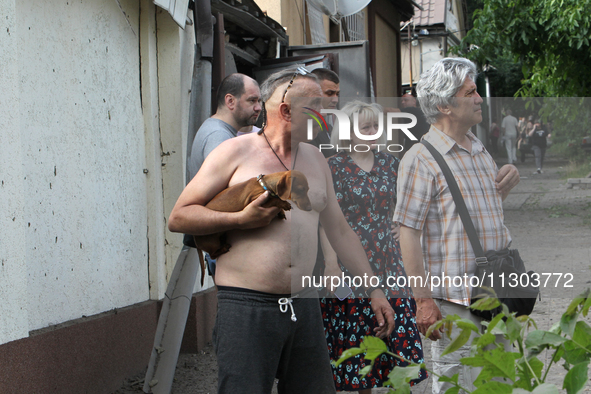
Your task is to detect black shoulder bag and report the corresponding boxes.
[421,140,539,320]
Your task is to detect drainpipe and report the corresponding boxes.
[211,12,225,114]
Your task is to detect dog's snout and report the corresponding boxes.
[295,198,312,211]
[290,172,313,211]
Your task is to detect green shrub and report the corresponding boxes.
[336,290,591,393]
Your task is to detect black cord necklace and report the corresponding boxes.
[260,130,299,171]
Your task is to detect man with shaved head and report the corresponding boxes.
[169,67,395,394]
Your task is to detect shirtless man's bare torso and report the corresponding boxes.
[168,69,395,394]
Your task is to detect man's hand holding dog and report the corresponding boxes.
[238,191,282,229]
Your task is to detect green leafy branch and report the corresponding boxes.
[453,0,591,97]
[336,289,591,393]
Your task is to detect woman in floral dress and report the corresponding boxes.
[319,101,427,393]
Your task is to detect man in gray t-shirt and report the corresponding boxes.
[188,73,262,179]
[189,118,239,179]
[185,73,262,250]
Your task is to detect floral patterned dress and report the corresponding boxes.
[320,151,427,391]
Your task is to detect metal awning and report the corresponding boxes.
[211,0,288,44]
[153,0,288,41]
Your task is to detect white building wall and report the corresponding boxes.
[11,0,149,334]
[155,9,213,295]
[0,0,29,344]
[0,0,200,345]
[420,38,444,74]
[156,9,192,289]
[401,37,444,86]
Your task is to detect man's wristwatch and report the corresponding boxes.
[365,285,383,297]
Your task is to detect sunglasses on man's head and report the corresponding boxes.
[281,66,310,104]
[257,67,311,135]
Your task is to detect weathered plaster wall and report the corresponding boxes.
[15,0,149,332]
[0,0,29,344]
[140,0,168,301]
[155,7,197,291]
[281,0,307,46]
[0,0,213,347]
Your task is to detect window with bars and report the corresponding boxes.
[341,11,365,42]
[307,0,328,44]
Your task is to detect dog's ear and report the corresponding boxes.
[276,171,292,200]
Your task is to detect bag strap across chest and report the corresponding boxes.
[421,140,487,264]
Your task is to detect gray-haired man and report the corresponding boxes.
[393,58,520,393]
[169,67,395,394]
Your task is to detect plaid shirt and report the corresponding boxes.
[393,126,512,305]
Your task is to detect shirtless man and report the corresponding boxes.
[168,67,395,394]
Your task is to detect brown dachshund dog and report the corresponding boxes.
[194,170,312,285]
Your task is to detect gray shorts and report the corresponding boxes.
[213,286,336,394]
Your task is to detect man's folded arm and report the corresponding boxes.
[168,140,279,236]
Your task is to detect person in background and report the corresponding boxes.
[490,118,500,156]
[309,68,340,158]
[529,119,550,174]
[320,101,427,393]
[188,73,262,179]
[309,68,341,284]
[518,116,526,134]
[401,92,417,108]
[501,109,519,164]
[184,73,262,273]
[400,91,430,152]
[517,115,534,163]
